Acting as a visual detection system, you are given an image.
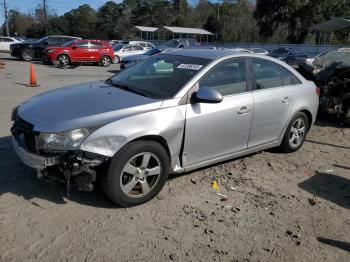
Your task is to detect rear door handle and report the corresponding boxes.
[282,96,290,103]
[237,106,251,114]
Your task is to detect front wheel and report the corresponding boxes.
[57,54,70,66]
[21,48,34,61]
[100,56,111,67]
[280,112,309,153]
[101,141,170,207]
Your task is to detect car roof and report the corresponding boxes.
[162,48,246,60]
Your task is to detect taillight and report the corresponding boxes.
[315,87,320,97]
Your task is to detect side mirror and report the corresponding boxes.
[43,41,48,45]
[191,87,223,104]
[71,45,77,49]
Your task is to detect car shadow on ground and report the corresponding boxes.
[0,136,117,209]
[315,114,349,128]
[317,237,350,252]
[298,171,350,209]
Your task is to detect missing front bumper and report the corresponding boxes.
[12,135,60,169]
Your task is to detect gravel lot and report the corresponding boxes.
[0,53,349,262]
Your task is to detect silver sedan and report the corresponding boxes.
[11,49,319,206]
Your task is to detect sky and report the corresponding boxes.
[0,0,123,25]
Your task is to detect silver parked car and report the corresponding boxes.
[11,49,319,206]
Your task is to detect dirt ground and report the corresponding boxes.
[0,53,349,262]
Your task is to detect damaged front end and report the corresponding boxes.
[11,115,109,197]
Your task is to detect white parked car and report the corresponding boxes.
[128,41,155,50]
[0,37,21,52]
[113,44,147,63]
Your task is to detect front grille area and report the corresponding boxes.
[13,117,37,153]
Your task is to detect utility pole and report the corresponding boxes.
[3,0,9,36]
[43,0,47,34]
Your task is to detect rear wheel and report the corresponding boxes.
[100,56,111,67]
[344,107,350,126]
[280,112,309,152]
[21,48,34,61]
[101,141,169,207]
[57,54,70,66]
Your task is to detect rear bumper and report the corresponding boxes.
[12,135,60,169]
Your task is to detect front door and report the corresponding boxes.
[71,41,90,61]
[183,58,254,167]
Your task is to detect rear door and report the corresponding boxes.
[89,42,104,61]
[248,58,298,148]
[183,58,254,167]
[132,45,145,55]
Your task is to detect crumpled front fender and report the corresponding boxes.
[80,105,186,171]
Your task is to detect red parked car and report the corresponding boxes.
[43,39,115,67]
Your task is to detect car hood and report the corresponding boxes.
[17,80,163,132]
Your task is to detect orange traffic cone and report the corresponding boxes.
[26,63,40,87]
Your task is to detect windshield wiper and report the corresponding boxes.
[106,79,150,98]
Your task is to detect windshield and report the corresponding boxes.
[30,36,48,44]
[166,40,180,47]
[109,54,210,99]
[144,48,161,56]
[113,44,124,51]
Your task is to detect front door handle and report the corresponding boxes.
[237,106,251,114]
[282,96,290,103]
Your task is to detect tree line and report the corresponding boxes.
[2,0,350,44]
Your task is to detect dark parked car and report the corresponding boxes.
[269,48,307,65]
[121,47,163,68]
[43,39,115,67]
[10,35,80,61]
[163,38,200,49]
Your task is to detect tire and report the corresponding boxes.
[114,55,120,64]
[100,56,111,67]
[21,48,34,61]
[57,54,70,66]
[101,141,170,207]
[344,108,350,126]
[280,112,309,153]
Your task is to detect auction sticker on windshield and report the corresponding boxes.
[177,64,203,70]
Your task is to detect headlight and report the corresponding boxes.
[37,128,89,150]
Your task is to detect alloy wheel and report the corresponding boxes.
[58,55,69,66]
[289,118,306,147]
[101,57,111,67]
[120,152,162,198]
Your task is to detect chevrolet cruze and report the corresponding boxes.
[11,49,319,207]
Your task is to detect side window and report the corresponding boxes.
[280,66,302,86]
[199,58,247,96]
[46,37,57,45]
[146,43,153,47]
[133,45,143,51]
[2,37,13,42]
[90,42,103,48]
[76,41,89,48]
[253,59,283,89]
[123,46,133,51]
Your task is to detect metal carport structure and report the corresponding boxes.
[309,17,350,45]
[133,26,159,40]
[156,26,214,42]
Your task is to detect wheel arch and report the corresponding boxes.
[128,135,171,160]
[56,52,71,61]
[100,53,113,60]
[299,109,313,131]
